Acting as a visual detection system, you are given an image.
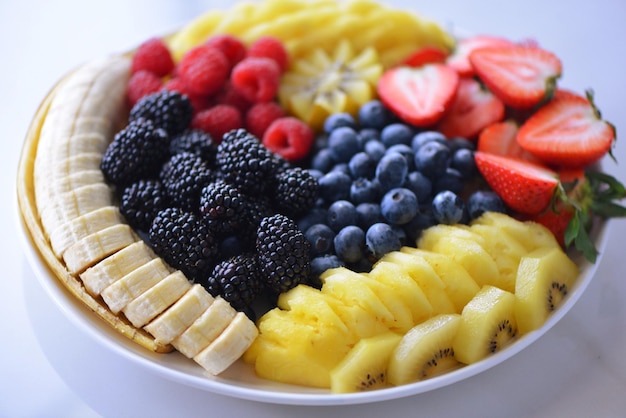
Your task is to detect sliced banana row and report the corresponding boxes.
[29,54,257,375]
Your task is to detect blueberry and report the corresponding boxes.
[297,207,328,233]
[411,130,447,152]
[364,139,386,162]
[431,190,465,224]
[305,223,336,256]
[403,211,436,243]
[376,152,408,191]
[330,162,351,176]
[350,177,382,204]
[380,188,419,225]
[358,100,393,130]
[218,235,246,259]
[414,141,450,179]
[381,123,414,147]
[433,168,464,195]
[404,171,432,203]
[366,223,402,260]
[318,171,352,202]
[386,143,415,171]
[356,202,383,230]
[324,112,357,134]
[307,169,324,180]
[334,225,366,263]
[311,147,335,173]
[467,190,507,220]
[357,128,381,145]
[328,126,360,163]
[310,255,344,284]
[327,200,357,232]
[349,151,376,179]
[450,148,477,178]
[447,136,475,153]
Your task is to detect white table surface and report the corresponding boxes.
[3,1,626,417]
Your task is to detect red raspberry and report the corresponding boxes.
[126,70,163,106]
[131,37,175,77]
[163,78,212,114]
[191,104,243,143]
[245,102,286,139]
[214,81,253,114]
[262,117,314,161]
[247,36,289,72]
[231,57,281,103]
[205,34,247,70]
[178,45,230,97]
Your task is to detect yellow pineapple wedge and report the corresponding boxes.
[380,250,457,314]
[453,285,518,364]
[388,314,462,386]
[514,247,579,334]
[367,260,434,324]
[329,331,402,393]
[401,248,480,313]
[472,212,560,252]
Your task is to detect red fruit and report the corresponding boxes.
[191,104,243,142]
[262,117,314,161]
[131,37,175,77]
[231,57,281,103]
[469,44,562,109]
[477,120,543,163]
[213,81,253,114]
[446,35,514,76]
[126,70,163,106]
[246,102,286,139]
[435,77,505,139]
[205,34,247,70]
[377,64,459,126]
[246,36,289,72]
[177,45,230,97]
[163,78,212,114]
[516,92,616,168]
[401,46,448,67]
[474,151,559,215]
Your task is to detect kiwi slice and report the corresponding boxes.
[453,285,518,364]
[514,247,579,334]
[388,314,462,386]
[329,332,402,393]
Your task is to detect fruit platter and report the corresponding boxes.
[16,0,626,406]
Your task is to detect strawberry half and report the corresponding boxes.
[469,44,562,109]
[516,91,616,168]
[477,119,543,163]
[377,63,459,126]
[446,35,514,77]
[435,77,505,139]
[401,46,449,67]
[474,151,559,215]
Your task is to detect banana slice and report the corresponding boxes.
[80,241,157,297]
[172,296,236,358]
[101,258,172,314]
[123,271,192,328]
[194,311,259,375]
[144,284,215,345]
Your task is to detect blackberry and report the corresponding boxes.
[148,207,218,281]
[256,214,311,294]
[101,119,169,187]
[119,179,168,231]
[202,253,263,312]
[199,180,247,237]
[160,152,214,212]
[129,90,193,136]
[215,129,283,195]
[239,195,274,243]
[273,167,319,217]
[169,128,217,163]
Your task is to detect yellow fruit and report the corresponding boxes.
[329,332,402,393]
[472,212,560,252]
[278,39,383,131]
[514,247,579,334]
[388,314,462,385]
[453,285,518,364]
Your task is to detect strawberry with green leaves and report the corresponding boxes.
[516,91,616,168]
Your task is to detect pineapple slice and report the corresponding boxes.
[514,247,579,334]
[278,39,383,131]
[471,212,560,252]
[453,285,518,364]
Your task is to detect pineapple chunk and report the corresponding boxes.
[472,212,559,251]
[514,247,579,334]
